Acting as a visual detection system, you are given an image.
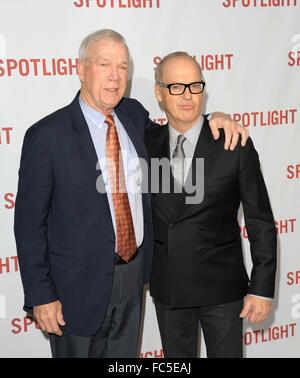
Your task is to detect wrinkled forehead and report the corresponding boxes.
[87,38,129,62]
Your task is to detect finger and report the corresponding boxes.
[240,127,249,147]
[42,318,54,334]
[56,301,66,327]
[49,317,62,336]
[248,313,258,324]
[248,308,265,324]
[39,312,60,335]
[260,311,270,323]
[257,307,271,323]
[229,131,239,151]
[258,314,267,323]
[35,308,53,333]
[246,308,253,322]
[209,120,220,140]
[249,314,263,324]
[34,310,48,333]
[239,308,247,318]
[239,302,252,318]
[223,123,232,150]
[248,310,261,324]
[36,317,47,333]
[57,310,66,327]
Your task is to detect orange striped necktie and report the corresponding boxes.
[105,114,137,262]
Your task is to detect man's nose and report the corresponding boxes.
[182,86,192,99]
[108,65,120,80]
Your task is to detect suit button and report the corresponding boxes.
[168,224,174,228]
[108,238,115,244]
[107,271,113,276]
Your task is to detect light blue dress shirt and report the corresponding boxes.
[79,96,144,249]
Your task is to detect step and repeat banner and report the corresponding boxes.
[0,0,299,358]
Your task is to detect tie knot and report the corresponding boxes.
[177,134,186,146]
[105,114,115,128]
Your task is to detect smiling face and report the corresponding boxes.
[155,56,203,133]
[78,38,129,115]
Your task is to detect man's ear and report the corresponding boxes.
[77,61,85,83]
[154,84,162,103]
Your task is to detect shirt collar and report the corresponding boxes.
[169,114,204,148]
[79,94,116,128]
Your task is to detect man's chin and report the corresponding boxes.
[103,96,123,108]
[99,99,123,114]
[179,115,199,125]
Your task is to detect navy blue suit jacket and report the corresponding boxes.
[14,92,154,336]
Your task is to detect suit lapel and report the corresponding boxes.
[115,107,148,161]
[115,106,152,208]
[150,125,183,220]
[149,123,170,160]
[169,117,215,223]
[69,93,111,217]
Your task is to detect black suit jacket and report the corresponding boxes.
[146,117,277,308]
[14,92,154,336]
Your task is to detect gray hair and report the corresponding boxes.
[155,51,202,83]
[79,29,129,64]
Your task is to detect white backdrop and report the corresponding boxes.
[0,0,299,358]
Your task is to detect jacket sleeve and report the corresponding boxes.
[238,137,277,298]
[14,125,58,310]
[129,97,158,131]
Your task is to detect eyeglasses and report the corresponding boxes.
[158,81,205,95]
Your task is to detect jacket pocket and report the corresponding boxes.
[49,252,83,273]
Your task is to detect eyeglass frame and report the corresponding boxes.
[158,81,206,95]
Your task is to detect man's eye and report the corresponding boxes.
[119,66,128,70]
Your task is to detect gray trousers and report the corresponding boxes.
[50,250,144,358]
[154,298,244,358]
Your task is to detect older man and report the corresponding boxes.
[146,52,277,358]
[14,30,248,358]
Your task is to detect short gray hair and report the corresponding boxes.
[79,29,129,64]
[155,51,202,83]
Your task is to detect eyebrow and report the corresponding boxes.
[94,56,128,65]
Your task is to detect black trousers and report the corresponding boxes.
[49,250,144,358]
[154,298,244,358]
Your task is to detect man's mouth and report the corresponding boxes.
[106,88,119,93]
[179,104,194,110]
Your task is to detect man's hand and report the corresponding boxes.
[209,112,249,150]
[239,295,272,324]
[33,300,65,336]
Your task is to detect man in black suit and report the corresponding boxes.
[14,29,249,358]
[146,52,277,358]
